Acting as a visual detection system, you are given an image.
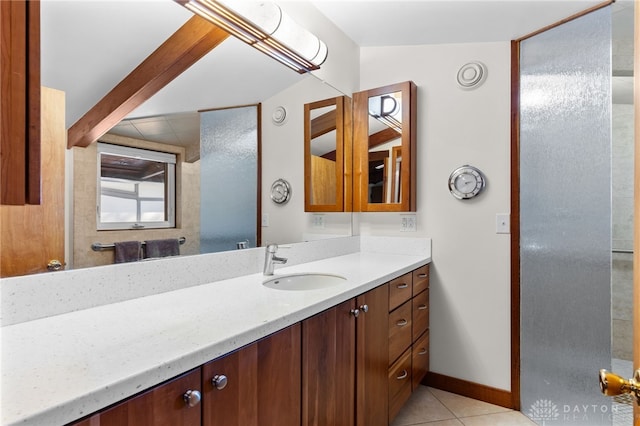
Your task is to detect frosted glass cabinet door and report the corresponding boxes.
[519,7,612,426]
[200,106,259,253]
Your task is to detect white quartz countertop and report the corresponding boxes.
[1,251,430,426]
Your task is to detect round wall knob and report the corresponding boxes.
[350,308,360,318]
[212,374,228,390]
[359,304,369,313]
[183,389,201,407]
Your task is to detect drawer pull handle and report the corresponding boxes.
[396,319,408,327]
[418,304,427,310]
[397,283,409,289]
[417,273,428,278]
[397,370,408,380]
[418,348,428,355]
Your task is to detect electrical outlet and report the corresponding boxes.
[261,213,269,227]
[400,215,417,232]
[312,214,325,229]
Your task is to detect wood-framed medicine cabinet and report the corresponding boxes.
[304,95,353,212]
[353,81,417,212]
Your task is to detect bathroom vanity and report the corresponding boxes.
[1,237,431,426]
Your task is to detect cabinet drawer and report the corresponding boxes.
[412,331,429,390]
[388,349,412,423]
[389,301,412,365]
[412,265,429,296]
[389,272,412,311]
[412,289,429,342]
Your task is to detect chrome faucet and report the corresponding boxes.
[264,244,287,275]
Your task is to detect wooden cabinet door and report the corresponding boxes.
[302,299,356,426]
[1,87,65,277]
[202,324,301,426]
[356,283,389,426]
[71,369,202,426]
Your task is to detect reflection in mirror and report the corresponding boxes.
[199,105,260,253]
[354,81,417,212]
[367,91,402,204]
[97,143,176,230]
[304,95,352,212]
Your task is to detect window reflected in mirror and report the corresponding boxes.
[97,143,176,230]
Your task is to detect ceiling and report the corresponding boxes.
[41,0,634,151]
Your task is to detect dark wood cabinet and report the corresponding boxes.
[201,324,301,426]
[68,264,429,426]
[356,283,390,426]
[302,299,356,426]
[70,369,202,426]
[387,264,430,424]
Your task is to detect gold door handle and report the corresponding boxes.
[598,369,640,405]
[47,260,63,271]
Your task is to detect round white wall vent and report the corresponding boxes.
[272,106,288,125]
[456,62,487,90]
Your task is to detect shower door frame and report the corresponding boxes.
[509,0,636,416]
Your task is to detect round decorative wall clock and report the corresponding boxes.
[270,178,291,204]
[448,165,486,200]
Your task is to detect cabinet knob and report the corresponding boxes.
[350,308,360,318]
[47,259,63,271]
[212,374,228,390]
[359,304,369,313]
[183,389,202,407]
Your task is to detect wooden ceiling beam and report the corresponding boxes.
[67,16,229,148]
[310,109,337,139]
[369,127,401,149]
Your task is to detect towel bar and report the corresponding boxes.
[92,237,186,252]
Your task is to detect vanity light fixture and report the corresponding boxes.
[175,0,328,73]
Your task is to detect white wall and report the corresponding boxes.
[261,2,359,246]
[360,43,512,390]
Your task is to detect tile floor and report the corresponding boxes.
[392,386,537,426]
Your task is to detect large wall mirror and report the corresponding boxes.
[37,1,354,273]
[304,95,352,212]
[353,81,417,212]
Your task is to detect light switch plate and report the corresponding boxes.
[496,213,510,234]
[262,213,269,227]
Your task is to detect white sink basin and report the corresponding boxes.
[263,273,347,291]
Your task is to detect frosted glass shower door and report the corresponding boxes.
[200,106,259,253]
[519,7,612,426]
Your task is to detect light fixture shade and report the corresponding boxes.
[176,0,328,73]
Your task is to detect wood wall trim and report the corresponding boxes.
[1,0,40,205]
[515,0,614,42]
[633,0,639,423]
[424,372,513,409]
[67,16,230,148]
[510,39,522,412]
[27,0,41,204]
